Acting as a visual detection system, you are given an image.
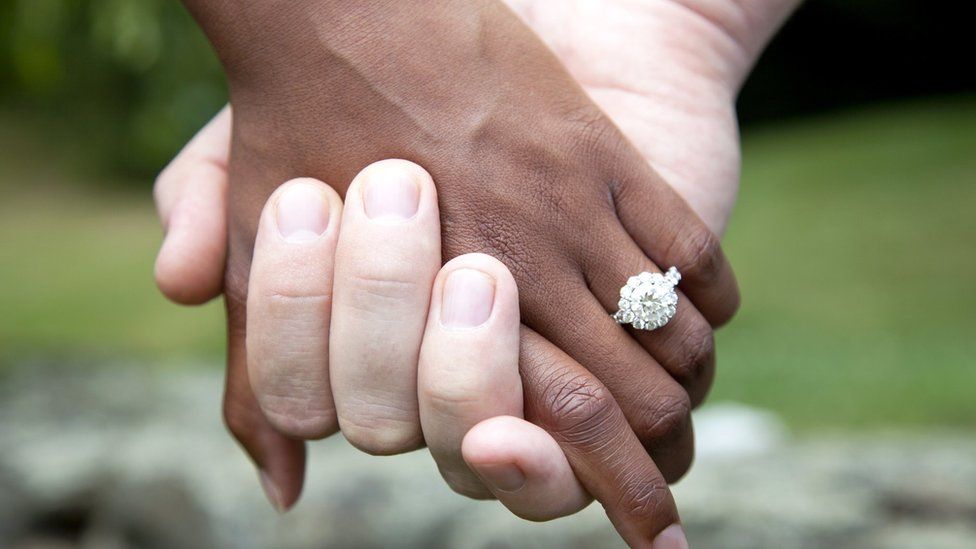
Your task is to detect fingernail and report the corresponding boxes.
[276,182,329,242]
[258,469,287,513]
[653,524,689,549]
[441,269,495,328]
[475,463,526,493]
[362,168,420,220]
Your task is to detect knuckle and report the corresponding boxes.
[222,400,255,444]
[423,377,485,416]
[676,228,723,284]
[721,281,743,325]
[671,323,716,385]
[661,452,694,484]
[542,373,618,446]
[345,270,425,312]
[638,392,692,445]
[224,262,250,316]
[561,103,618,164]
[340,413,423,456]
[615,477,674,524]
[261,397,337,440]
[441,469,494,501]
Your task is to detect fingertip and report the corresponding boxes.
[223,379,308,513]
[437,253,519,313]
[254,447,306,513]
[153,154,228,305]
[653,524,690,549]
[461,415,524,464]
[345,159,438,225]
[264,179,339,245]
[462,416,567,477]
[154,206,225,305]
[273,177,343,203]
[154,249,223,305]
[463,416,591,522]
[356,158,436,195]
[266,177,344,231]
[263,407,339,441]
[440,253,513,281]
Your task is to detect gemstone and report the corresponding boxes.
[615,270,680,330]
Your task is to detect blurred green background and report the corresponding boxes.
[0,0,973,431]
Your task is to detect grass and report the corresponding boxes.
[1,97,974,429]
[712,96,976,429]
[0,112,225,362]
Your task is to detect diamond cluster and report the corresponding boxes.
[613,267,680,330]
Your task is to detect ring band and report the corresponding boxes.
[612,267,681,331]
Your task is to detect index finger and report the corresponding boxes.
[519,327,688,548]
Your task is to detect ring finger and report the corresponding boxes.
[329,160,442,454]
[582,234,717,407]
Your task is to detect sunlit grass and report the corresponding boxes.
[0,97,973,428]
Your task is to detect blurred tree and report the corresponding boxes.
[0,0,225,178]
[0,0,971,180]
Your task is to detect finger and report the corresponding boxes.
[330,160,441,454]
[529,272,696,482]
[418,254,521,499]
[224,273,307,512]
[153,106,231,305]
[246,178,344,439]
[520,327,689,548]
[581,234,716,407]
[462,415,591,521]
[613,161,740,327]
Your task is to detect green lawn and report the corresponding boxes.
[0,113,225,362]
[1,97,974,429]
[713,97,976,429]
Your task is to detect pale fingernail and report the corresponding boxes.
[258,469,288,513]
[363,167,420,220]
[475,463,526,493]
[653,524,689,549]
[276,183,329,242]
[441,269,495,328]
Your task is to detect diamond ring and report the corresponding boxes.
[612,267,681,331]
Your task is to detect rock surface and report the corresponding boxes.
[1,365,973,548]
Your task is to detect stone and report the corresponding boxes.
[1,365,975,549]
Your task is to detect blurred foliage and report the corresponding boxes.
[0,0,972,179]
[0,0,225,177]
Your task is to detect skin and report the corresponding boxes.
[246,168,592,520]
[244,164,670,544]
[155,0,800,545]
